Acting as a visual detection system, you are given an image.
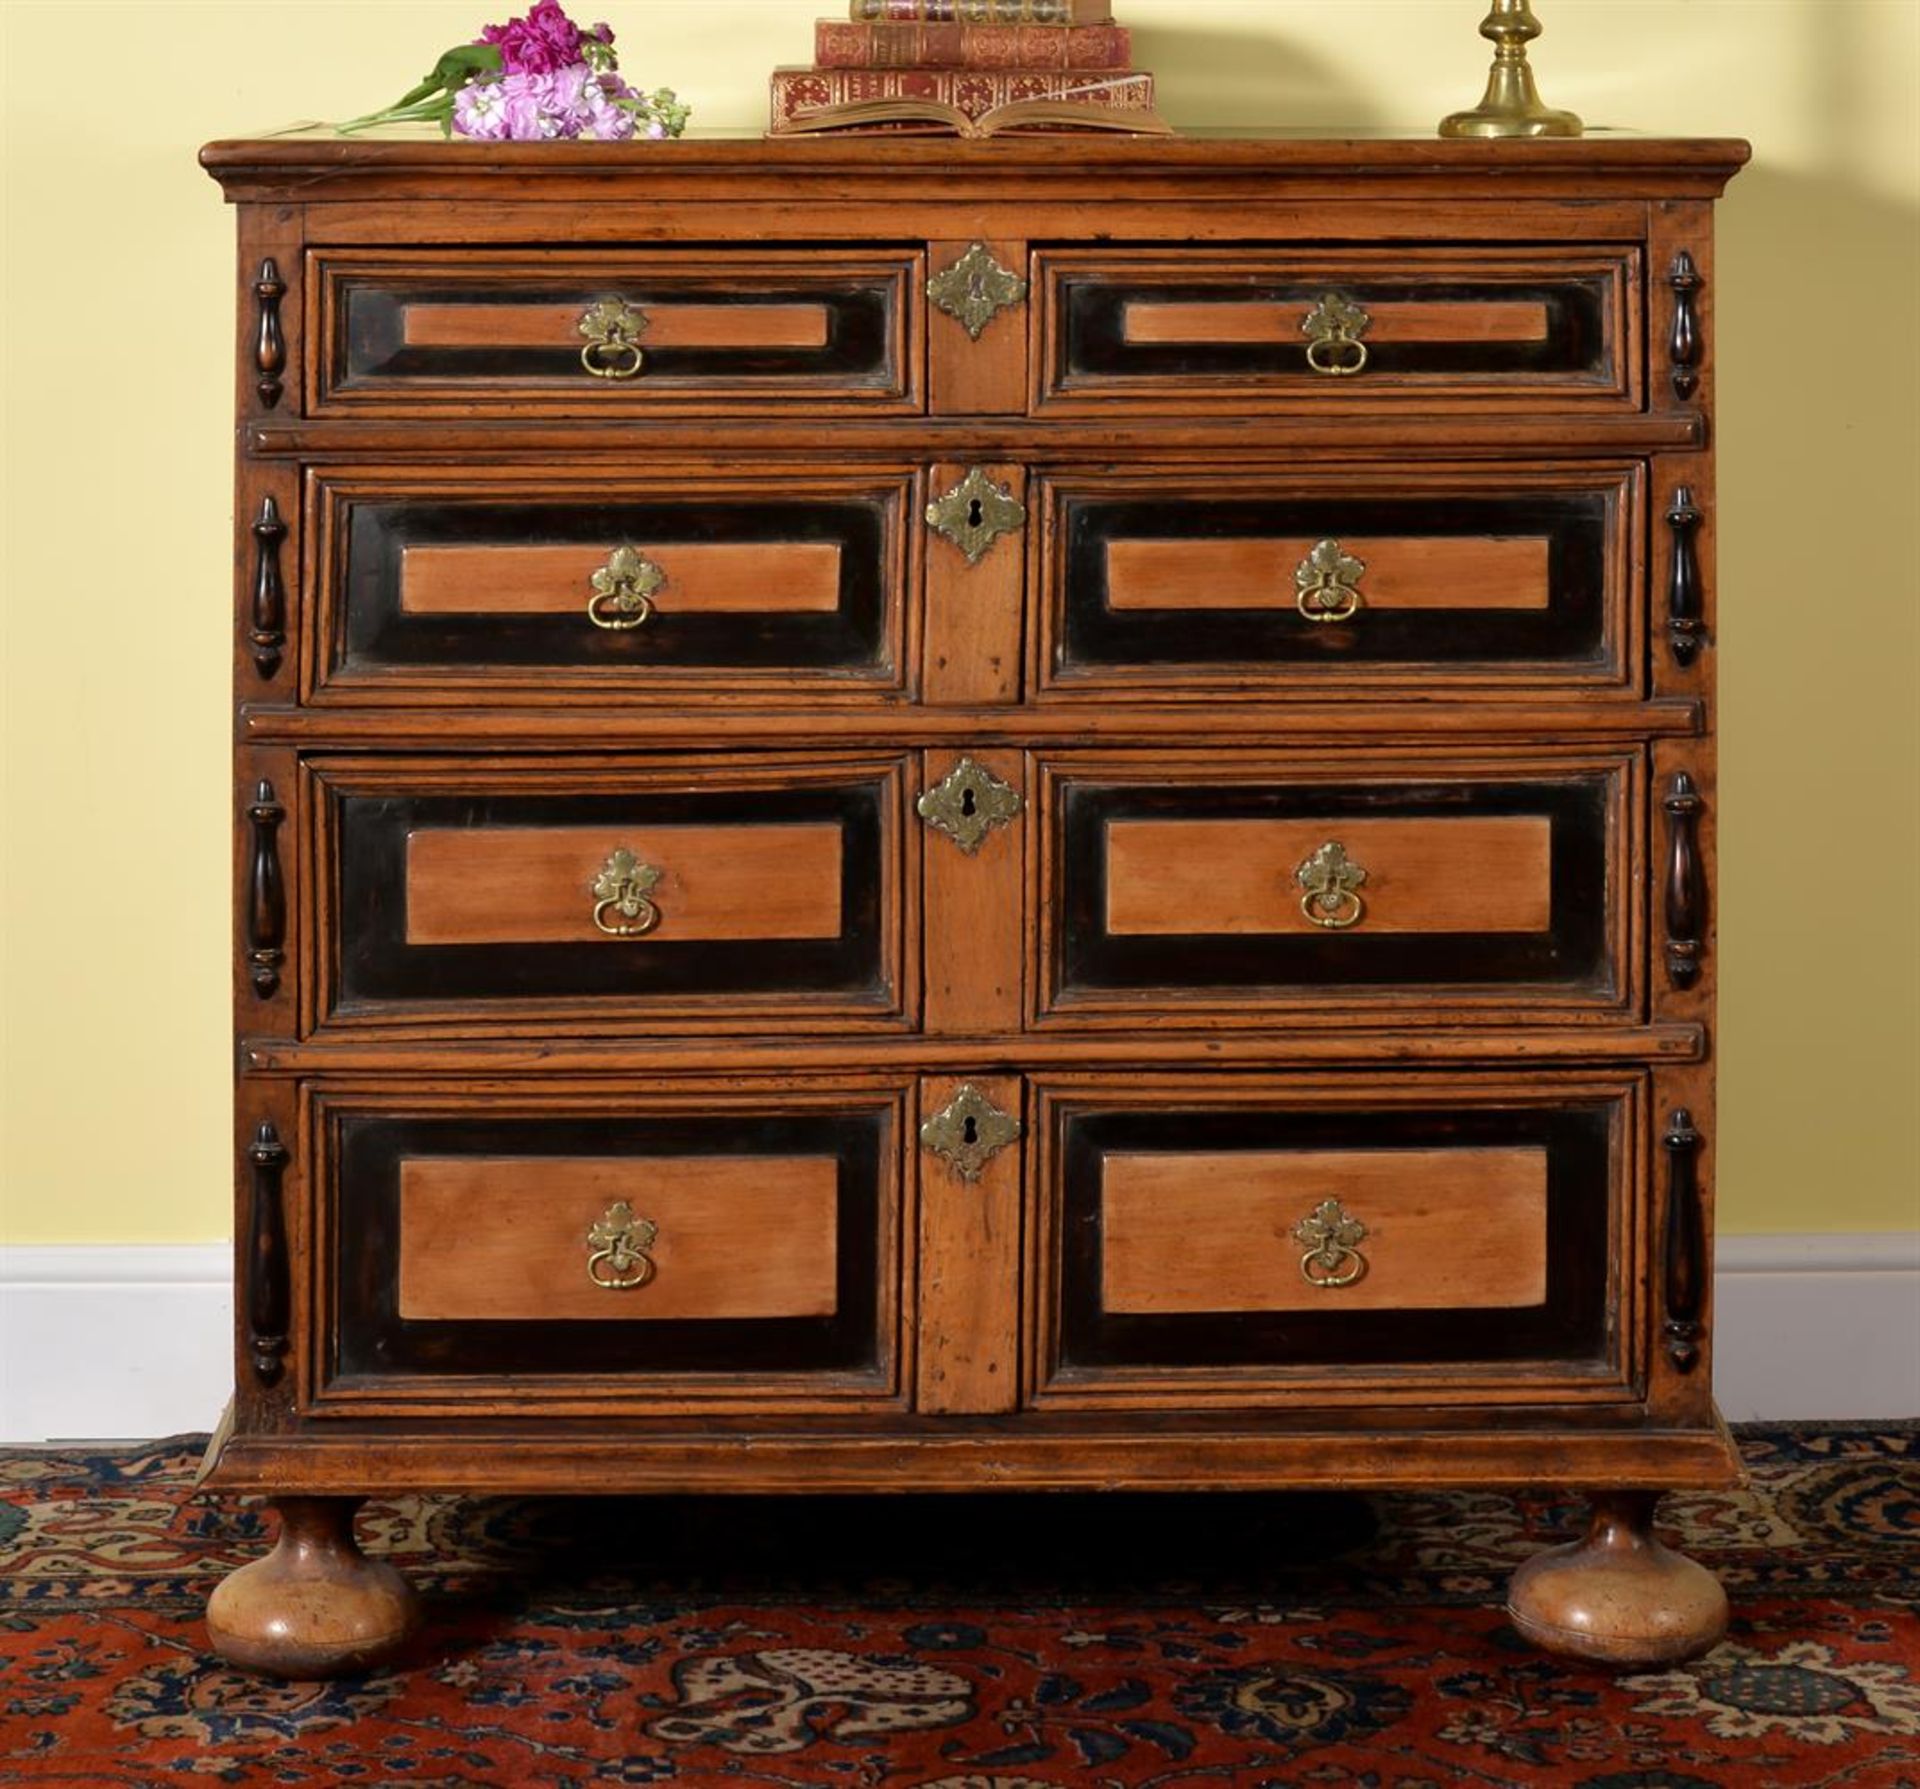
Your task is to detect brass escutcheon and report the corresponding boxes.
[927,243,1029,341]
[592,847,663,938]
[587,1200,658,1290]
[1292,1197,1369,1289]
[920,1083,1023,1183]
[917,756,1023,855]
[588,546,666,631]
[926,467,1027,565]
[578,298,649,380]
[1302,293,1372,377]
[1295,539,1367,623]
[1295,840,1368,930]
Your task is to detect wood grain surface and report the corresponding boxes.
[1103,536,1551,611]
[404,823,845,944]
[398,1155,840,1320]
[1104,817,1553,935]
[399,542,845,615]
[1100,1146,1549,1313]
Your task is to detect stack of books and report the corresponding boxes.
[770,0,1168,139]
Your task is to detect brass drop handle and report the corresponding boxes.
[588,547,665,631]
[1295,539,1367,623]
[1302,292,1371,376]
[578,298,649,380]
[1292,1198,1368,1289]
[587,1201,658,1291]
[592,847,663,938]
[1295,840,1368,930]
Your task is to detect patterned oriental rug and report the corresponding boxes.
[0,1426,1914,1787]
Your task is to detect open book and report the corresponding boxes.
[772,94,1175,138]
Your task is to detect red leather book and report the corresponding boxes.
[849,0,1114,23]
[771,65,1157,129]
[818,21,1133,69]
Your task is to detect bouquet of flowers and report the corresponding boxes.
[336,1,690,141]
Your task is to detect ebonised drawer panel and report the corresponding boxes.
[1036,246,1642,412]
[313,248,924,416]
[1026,1070,1644,1410]
[304,1078,908,1415]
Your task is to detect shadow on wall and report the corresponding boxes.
[1130,26,1386,132]
[1714,162,1920,1229]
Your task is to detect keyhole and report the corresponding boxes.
[960,787,978,818]
[962,1116,979,1145]
[968,498,985,530]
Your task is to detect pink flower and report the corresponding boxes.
[478,0,585,76]
[582,72,639,140]
[452,78,512,139]
[452,64,637,141]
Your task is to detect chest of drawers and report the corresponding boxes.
[199,132,1748,1678]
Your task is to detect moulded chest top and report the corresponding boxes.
[199,128,1752,204]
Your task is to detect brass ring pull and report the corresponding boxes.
[587,1201,657,1291]
[1295,840,1368,930]
[581,338,645,380]
[1305,335,1370,377]
[577,298,649,381]
[1292,1198,1368,1289]
[592,847,662,939]
[589,588,652,630]
[1295,539,1367,624]
[588,547,665,632]
[1302,293,1372,378]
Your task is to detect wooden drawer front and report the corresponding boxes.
[1030,1074,1637,1408]
[315,469,912,701]
[1039,465,1638,695]
[315,250,922,414]
[1038,751,1635,1026]
[311,1083,903,1412]
[1037,248,1639,411]
[310,755,911,1035]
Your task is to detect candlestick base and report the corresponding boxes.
[1440,1,1584,140]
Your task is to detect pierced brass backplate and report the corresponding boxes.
[917,756,1023,854]
[1302,292,1372,376]
[1292,1197,1368,1289]
[589,546,666,630]
[920,1083,1023,1183]
[578,298,649,379]
[926,467,1027,565]
[1295,840,1368,930]
[592,847,663,938]
[927,243,1030,341]
[587,1201,658,1290]
[1295,539,1367,623]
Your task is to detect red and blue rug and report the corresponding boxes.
[2,1425,1915,1785]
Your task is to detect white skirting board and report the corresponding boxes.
[1,1237,1916,1445]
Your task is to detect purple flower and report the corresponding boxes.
[582,73,639,140]
[452,64,639,141]
[478,0,585,76]
[452,78,512,139]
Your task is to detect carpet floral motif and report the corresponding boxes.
[0,1425,1914,1786]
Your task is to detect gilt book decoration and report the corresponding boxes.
[818,21,1133,68]
[781,0,1151,134]
[771,66,1156,128]
[851,0,1114,21]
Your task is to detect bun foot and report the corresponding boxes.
[1508,1490,1728,1666]
[208,1496,419,1679]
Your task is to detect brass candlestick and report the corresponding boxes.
[1440,0,1583,139]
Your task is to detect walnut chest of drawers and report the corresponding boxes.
[199,133,1750,1677]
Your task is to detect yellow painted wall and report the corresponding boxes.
[2,1,1916,1243]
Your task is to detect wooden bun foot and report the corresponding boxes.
[208,1496,419,1679]
[1508,1490,1728,1666]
